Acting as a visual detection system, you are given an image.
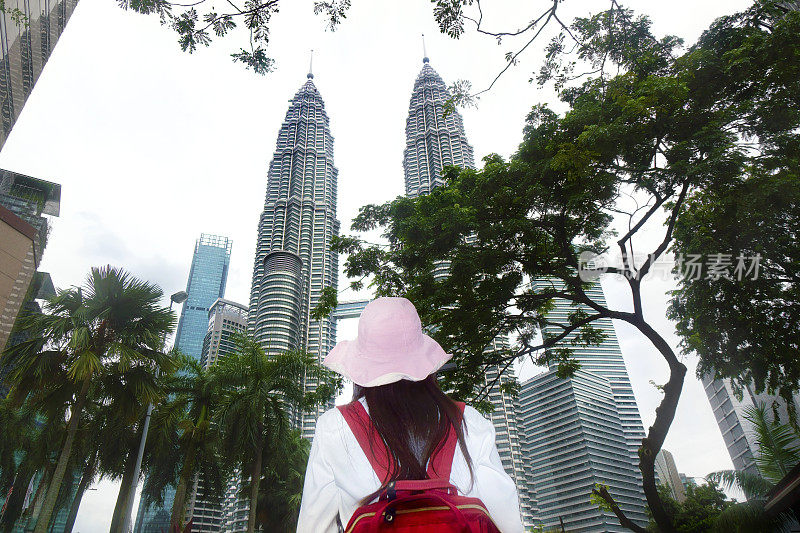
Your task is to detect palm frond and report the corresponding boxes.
[712,500,795,532]
[706,469,773,498]
[745,403,800,483]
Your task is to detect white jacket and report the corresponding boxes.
[296,399,525,532]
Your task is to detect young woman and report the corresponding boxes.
[297,297,524,532]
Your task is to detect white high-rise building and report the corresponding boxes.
[401,54,527,520]
[519,370,648,531]
[703,376,800,479]
[655,449,686,503]
[187,298,248,533]
[517,279,649,530]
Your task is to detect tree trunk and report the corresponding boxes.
[63,458,95,533]
[169,444,196,531]
[1,468,33,533]
[247,440,264,533]
[108,446,139,533]
[32,374,89,533]
[628,317,686,533]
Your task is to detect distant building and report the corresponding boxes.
[0,169,60,355]
[655,449,686,503]
[199,298,248,369]
[703,376,800,478]
[517,279,649,530]
[175,234,232,360]
[0,0,79,149]
[187,298,248,533]
[135,235,232,533]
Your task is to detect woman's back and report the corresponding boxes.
[296,297,524,532]
[296,398,524,532]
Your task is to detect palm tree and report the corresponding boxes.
[708,403,800,531]
[255,429,310,532]
[212,335,339,533]
[141,355,230,531]
[2,266,175,533]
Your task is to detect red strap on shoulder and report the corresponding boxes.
[337,400,466,484]
[338,401,394,483]
[427,401,465,481]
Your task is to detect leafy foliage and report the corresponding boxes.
[1,266,176,533]
[706,403,800,532]
[646,481,733,533]
[211,334,340,532]
[254,429,310,532]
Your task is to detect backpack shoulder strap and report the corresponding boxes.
[426,401,466,481]
[337,401,393,483]
[338,400,467,484]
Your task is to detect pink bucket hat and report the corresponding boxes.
[323,297,452,387]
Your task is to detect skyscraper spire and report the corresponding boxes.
[422,33,429,63]
[308,49,314,79]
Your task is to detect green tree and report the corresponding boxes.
[2,266,175,533]
[707,404,800,532]
[667,0,800,407]
[254,429,310,532]
[647,481,732,532]
[140,354,230,531]
[326,3,800,531]
[211,335,339,533]
[119,0,629,103]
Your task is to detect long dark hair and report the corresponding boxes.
[352,375,474,502]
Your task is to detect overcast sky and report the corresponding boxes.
[0,0,754,530]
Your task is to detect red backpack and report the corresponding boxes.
[337,401,501,533]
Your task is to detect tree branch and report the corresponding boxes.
[592,486,649,533]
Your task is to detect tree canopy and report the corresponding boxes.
[668,1,800,405]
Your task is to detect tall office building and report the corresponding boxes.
[703,376,800,478]
[135,235,232,533]
[175,234,232,360]
[402,53,527,519]
[0,170,60,356]
[517,279,649,530]
[188,298,248,533]
[247,69,339,439]
[199,298,248,369]
[519,371,648,531]
[655,449,686,503]
[0,0,79,149]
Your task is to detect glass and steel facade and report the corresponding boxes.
[135,235,232,532]
[655,449,686,502]
[518,370,648,531]
[0,0,79,149]
[402,56,526,514]
[519,279,649,529]
[403,57,475,197]
[0,169,60,357]
[175,234,232,360]
[702,375,800,478]
[248,73,339,439]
